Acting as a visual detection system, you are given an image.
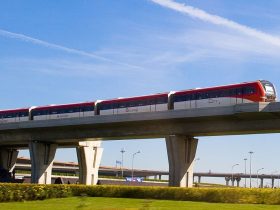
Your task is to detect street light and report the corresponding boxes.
[194,158,200,171]
[256,168,264,188]
[244,158,247,188]
[249,151,254,188]
[120,148,125,177]
[131,150,140,180]
[231,164,239,187]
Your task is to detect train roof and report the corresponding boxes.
[174,81,263,95]
[99,93,168,104]
[32,101,95,111]
[0,108,30,114]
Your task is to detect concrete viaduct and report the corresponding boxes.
[0,102,280,187]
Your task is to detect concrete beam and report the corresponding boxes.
[166,135,198,187]
[0,148,18,172]
[76,140,103,185]
[29,142,57,184]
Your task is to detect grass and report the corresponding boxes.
[0,197,280,210]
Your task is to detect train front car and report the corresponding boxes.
[171,80,276,110]
[0,108,29,123]
[31,102,95,120]
[259,80,277,102]
[97,93,169,115]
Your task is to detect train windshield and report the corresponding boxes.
[260,80,276,101]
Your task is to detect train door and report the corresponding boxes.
[114,103,118,115]
[230,89,237,105]
[190,93,196,109]
[236,88,243,104]
[151,99,156,112]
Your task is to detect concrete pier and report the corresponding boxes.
[166,135,198,187]
[76,140,103,185]
[0,148,18,172]
[29,142,57,184]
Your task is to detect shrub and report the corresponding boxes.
[1,183,280,205]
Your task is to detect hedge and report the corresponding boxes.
[1,184,280,205]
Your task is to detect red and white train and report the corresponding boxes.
[0,80,276,123]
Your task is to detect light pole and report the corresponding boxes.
[131,150,140,180]
[249,151,254,188]
[120,148,125,177]
[256,168,264,188]
[194,158,200,171]
[243,158,247,188]
[231,164,239,187]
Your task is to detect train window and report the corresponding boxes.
[50,109,58,114]
[209,90,219,98]
[174,93,196,102]
[119,102,126,108]
[219,90,226,97]
[243,86,256,95]
[229,89,236,96]
[101,103,111,110]
[156,97,167,104]
[236,88,243,96]
[174,95,184,102]
[99,104,106,110]
[32,110,48,116]
[191,93,196,100]
[198,92,208,99]
[83,106,94,112]
[5,113,16,118]
[19,112,28,117]
[137,100,144,106]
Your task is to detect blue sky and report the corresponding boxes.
[1,0,280,186]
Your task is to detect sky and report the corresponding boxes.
[1,0,280,186]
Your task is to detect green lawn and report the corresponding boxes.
[0,197,280,210]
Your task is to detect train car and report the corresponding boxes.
[97,93,169,115]
[171,80,276,110]
[31,102,95,120]
[0,108,29,123]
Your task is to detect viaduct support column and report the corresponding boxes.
[0,148,18,172]
[225,177,230,186]
[260,178,264,188]
[166,135,198,187]
[76,141,103,185]
[29,142,57,184]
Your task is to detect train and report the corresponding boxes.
[0,80,276,124]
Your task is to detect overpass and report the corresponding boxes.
[0,102,280,187]
[14,157,280,188]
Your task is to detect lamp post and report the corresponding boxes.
[244,158,247,188]
[194,158,200,171]
[120,148,125,177]
[231,164,239,187]
[131,150,140,180]
[256,168,264,188]
[249,151,254,188]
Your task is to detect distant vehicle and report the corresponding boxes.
[0,80,276,123]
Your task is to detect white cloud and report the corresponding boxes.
[150,0,280,47]
[0,29,142,70]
